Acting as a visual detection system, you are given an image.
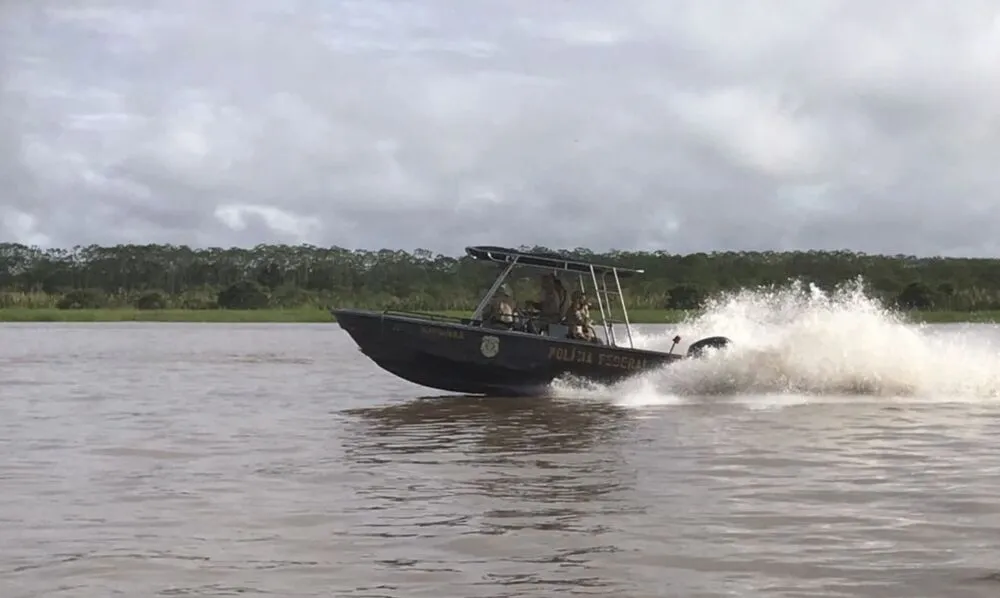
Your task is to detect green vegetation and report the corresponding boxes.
[0,307,333,323]
[1,242,1000,323]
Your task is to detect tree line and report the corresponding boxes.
[0,242,995,311]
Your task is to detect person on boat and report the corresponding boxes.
[525,272,567,326]
[567,289,598,342]
[483,283,516,329]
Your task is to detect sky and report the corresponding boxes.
[2,0,1000,257]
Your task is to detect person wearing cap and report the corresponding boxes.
[566,289,597,341]
[525,272,568,326]
[483,283,516,329]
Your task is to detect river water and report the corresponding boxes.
[4,304,1000,596]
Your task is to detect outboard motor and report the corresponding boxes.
[686,336,732,358]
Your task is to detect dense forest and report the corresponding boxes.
[0,242,996,312]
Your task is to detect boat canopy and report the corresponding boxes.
[465,245,644,278]
[466,245,642,348]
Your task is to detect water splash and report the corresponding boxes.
[551,279,1000,405]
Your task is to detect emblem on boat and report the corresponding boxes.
[480,335,500,358]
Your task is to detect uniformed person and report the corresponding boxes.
[483,283,515,329]
[526,272,568,326]
[567,289,598,342]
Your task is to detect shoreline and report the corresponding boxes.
[0,307,998,324]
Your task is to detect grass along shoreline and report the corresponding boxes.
[1,307,1000,324]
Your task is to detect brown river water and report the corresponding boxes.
[3,319,1000,597]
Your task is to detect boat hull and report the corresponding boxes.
[332,308,686,396]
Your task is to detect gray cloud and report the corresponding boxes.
[3,0,1000,255]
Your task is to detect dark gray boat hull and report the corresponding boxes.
[332,308,710,397]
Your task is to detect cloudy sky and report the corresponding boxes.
[2,1,1000,256]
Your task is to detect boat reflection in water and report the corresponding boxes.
[342,394,631,456]
[339,395,642,536]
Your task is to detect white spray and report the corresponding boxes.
[551,279,1000,404]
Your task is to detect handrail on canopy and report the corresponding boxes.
[465,245,644,278]
[465,245,641,349]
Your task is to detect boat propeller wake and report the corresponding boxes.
[550,279,1000,404]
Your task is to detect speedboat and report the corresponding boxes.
[332,245,731,396]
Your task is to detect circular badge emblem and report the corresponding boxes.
[480,335,500,358]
